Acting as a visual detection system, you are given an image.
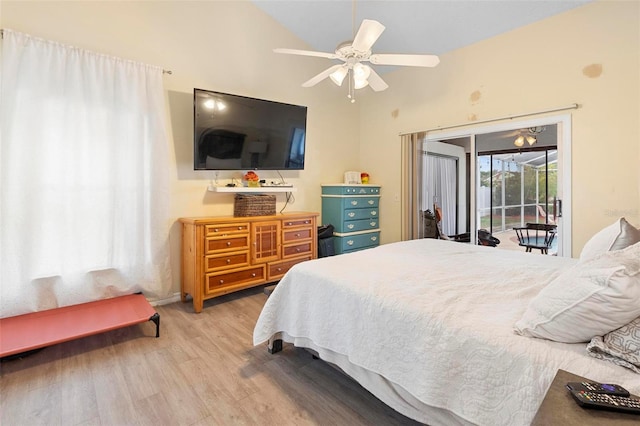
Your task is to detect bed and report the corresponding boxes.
[253,236,640,425]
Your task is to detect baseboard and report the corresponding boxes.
[147,292,181,307]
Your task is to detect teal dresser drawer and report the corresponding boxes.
[344,208,378,221]
[342,197,379,208]
[322,185,381,196]
[334,232,380,254]
[343,218,379,232]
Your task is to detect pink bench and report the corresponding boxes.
[0,293,159,358]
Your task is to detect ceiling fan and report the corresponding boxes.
[274,19,440,102]
[508,126,546,147]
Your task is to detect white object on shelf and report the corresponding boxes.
[261,183,293,187]
[344,171,362,184]
[207,186,297,193]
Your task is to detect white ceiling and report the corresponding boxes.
[253,0,591,72]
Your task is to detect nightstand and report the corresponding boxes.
[531,369,639,425]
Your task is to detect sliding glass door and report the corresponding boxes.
[419,114,571,256]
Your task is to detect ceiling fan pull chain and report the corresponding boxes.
[349,69,356,103]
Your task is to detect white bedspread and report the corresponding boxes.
[253,239,640,425]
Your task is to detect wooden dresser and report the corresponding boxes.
[180,212,318,313]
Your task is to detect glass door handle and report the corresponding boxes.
[554,197,563,218]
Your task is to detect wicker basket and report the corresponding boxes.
[233,194,276,217]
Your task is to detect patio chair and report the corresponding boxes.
[514,223,557,254]
[429,204,500,246]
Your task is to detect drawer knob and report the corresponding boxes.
[347,224,354,229]
[371,236,377,241]
[226,259,231,264]
[351,201,358,206]
[252,273,256,277]
[305,220,310,224]
[288,222,293,225]
[368,200,374,205]
[226,241,231,246]
[238,226,242,230]
[295,233,301,237]
[219,279,224,284]
[371,211,377,216]
[347,240,354,246]
[370,221,377,227]
[348,212,355,218]
[214,228,219,232]
[296,248,301,252]
[277,267,282,272]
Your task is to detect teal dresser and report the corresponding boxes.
[321,184,381,254]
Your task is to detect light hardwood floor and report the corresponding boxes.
[1,287,421,425]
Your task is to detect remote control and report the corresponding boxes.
[569,390,640,415]
[566,381,630,397]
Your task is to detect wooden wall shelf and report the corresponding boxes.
[207,186,296,193]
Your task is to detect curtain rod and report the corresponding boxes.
[1,29,172,75]
[400,103,580,136]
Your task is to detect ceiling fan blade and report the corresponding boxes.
[369,53,440,67]
[366,67,389,92]
[352,19,386,52]
[274,48,337,60]
[302,64,344,87]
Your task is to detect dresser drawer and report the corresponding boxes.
[205,223,249,236]
[205,266,265,293]
[205,235,250,253]
[268,256,312,281]
[283,217,314,228]
[322,186,381,195]
[283,241,313,258]
[335,232,380,253]
[343,197,379,208]
[344,208,378,221]
[283,227,313,243]
[204,251,249,272]
[342,218,379,232]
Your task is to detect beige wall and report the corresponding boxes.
[2,0,639,298]
[358,0,640,254]
[1,0,361,296]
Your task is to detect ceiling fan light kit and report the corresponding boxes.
[274,19,439,102]
[513,127,545,147]
[329,66,348,86]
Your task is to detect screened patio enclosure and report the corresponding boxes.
[477,149,558,252]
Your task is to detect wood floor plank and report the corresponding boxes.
[59,353,100,425]
[1,286,421,425]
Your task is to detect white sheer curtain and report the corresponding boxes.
[0,30,171,318]
[423,154,457,236]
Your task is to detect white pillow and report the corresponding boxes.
[514,242,640,343]
[580,217,640,262]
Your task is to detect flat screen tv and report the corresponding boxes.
[194,88,307,170]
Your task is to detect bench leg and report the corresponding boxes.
[149,313,160,338]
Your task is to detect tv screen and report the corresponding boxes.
[194,88,307,170]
